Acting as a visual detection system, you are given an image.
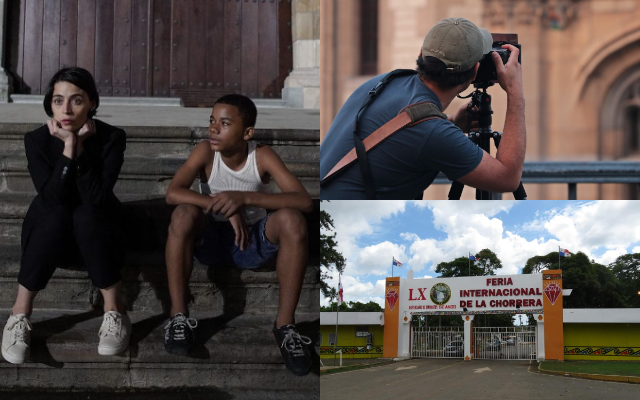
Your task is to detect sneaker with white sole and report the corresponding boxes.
[164,313,198,356]
[273,324,313,376]
[98,311,131,356]
[2,314,32,364]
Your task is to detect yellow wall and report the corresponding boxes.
[320,325,384,359]
[564,323,640,361]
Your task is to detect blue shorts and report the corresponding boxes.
[193,213,279,269]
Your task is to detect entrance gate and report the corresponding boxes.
[411,327,463,358]
[473,327,537,360]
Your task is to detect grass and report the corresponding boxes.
[540,361,640,377]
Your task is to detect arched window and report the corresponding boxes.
[619,82,640,157]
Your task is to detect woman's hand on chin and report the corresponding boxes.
[77,119,96,143]
[47,119,75,145]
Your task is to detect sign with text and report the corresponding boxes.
[402,274,543,314]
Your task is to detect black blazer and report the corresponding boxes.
[24,119,126,214]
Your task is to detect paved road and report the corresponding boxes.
[321,359,640,400]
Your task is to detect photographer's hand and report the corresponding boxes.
[492,44,523,98]
[450,102,479,133]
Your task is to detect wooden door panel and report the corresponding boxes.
[170,0,189,96]
[41,0,60,92]
[22,0,44,94]
[113,0,132,96]
[205,0,225,93]
[241,1,259,98]
[258,0,278,98]
[224,0,242,94]
[152,0,171,96]
[95,0,114,96]
[76,0,96,75]
[130,0,150,96]
[59,0,78,69]
[186,0,207,92]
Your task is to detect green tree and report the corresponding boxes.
[522,251,628,308]
[320,301,384,312]
[435,248,502,277]
[610,253,640,307]
[320,204,346,298]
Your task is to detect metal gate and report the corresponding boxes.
[473,327,536,360]
[411,327,463,358]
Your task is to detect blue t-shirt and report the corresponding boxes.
[320,73,483,199]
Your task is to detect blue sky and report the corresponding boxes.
[321,201,640,308]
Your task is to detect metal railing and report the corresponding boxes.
[473,327,536,360]
[432,162,640,199]
[411,327,463,358]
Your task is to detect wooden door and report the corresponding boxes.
[5,0,293,100]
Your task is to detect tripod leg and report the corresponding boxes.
[448,181,465,200]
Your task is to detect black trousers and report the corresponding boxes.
[19,202,125,292]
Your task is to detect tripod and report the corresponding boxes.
[448,82,527,200]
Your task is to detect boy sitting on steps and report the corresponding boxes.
[164,94,314,376]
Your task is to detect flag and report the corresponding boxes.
[392,258,403,267]
[337,275,343,306]
[469,254,476,261]
[559,248,571,257]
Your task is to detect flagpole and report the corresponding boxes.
[468,252,471,276]
[558,246,561,269]
[334,273,340,366]
[392,257,394,277]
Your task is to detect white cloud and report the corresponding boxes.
[400,232,420,242]
[355,241,407,276]
[633,246,640,253]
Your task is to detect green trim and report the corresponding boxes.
[565,346,640,357]
[320,346,383,355]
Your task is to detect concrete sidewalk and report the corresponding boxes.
[0,103,319,130]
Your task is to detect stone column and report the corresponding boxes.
[0,0,12,102]
[462,314,475,360]
[282,0,319,109]
[533,313,545,361]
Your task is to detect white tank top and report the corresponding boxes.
[199,141,268,225]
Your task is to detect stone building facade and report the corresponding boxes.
[321,0,640,199]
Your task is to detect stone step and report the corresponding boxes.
[0,244,320,313]
[0,309,319,394]
[0,153,320,198]
[0,123,320,159]
[0,194,321,249]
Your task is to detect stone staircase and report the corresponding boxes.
[0,122,320,398]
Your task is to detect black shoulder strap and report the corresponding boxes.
[324,70,448,199]
[351,69,418,199]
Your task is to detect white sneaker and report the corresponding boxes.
[2,314,32,364]
[98,311,131,356]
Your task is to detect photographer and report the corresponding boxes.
[320,18,525,200]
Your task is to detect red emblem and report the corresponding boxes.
[544,283,562,305]
[386,289,399,311]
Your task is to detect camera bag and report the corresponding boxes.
[321,69,448,199]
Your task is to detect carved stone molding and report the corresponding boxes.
[483,0,577,29]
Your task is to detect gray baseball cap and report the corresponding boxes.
[422,18,493,73]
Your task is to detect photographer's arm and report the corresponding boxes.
[457,45,526,193]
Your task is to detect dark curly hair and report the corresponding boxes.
[214,94,257,129]
[416,55,477,89]
[43,67,99,119]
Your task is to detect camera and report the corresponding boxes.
[472,41,521,86]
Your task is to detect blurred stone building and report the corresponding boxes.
[321,0,640,199]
